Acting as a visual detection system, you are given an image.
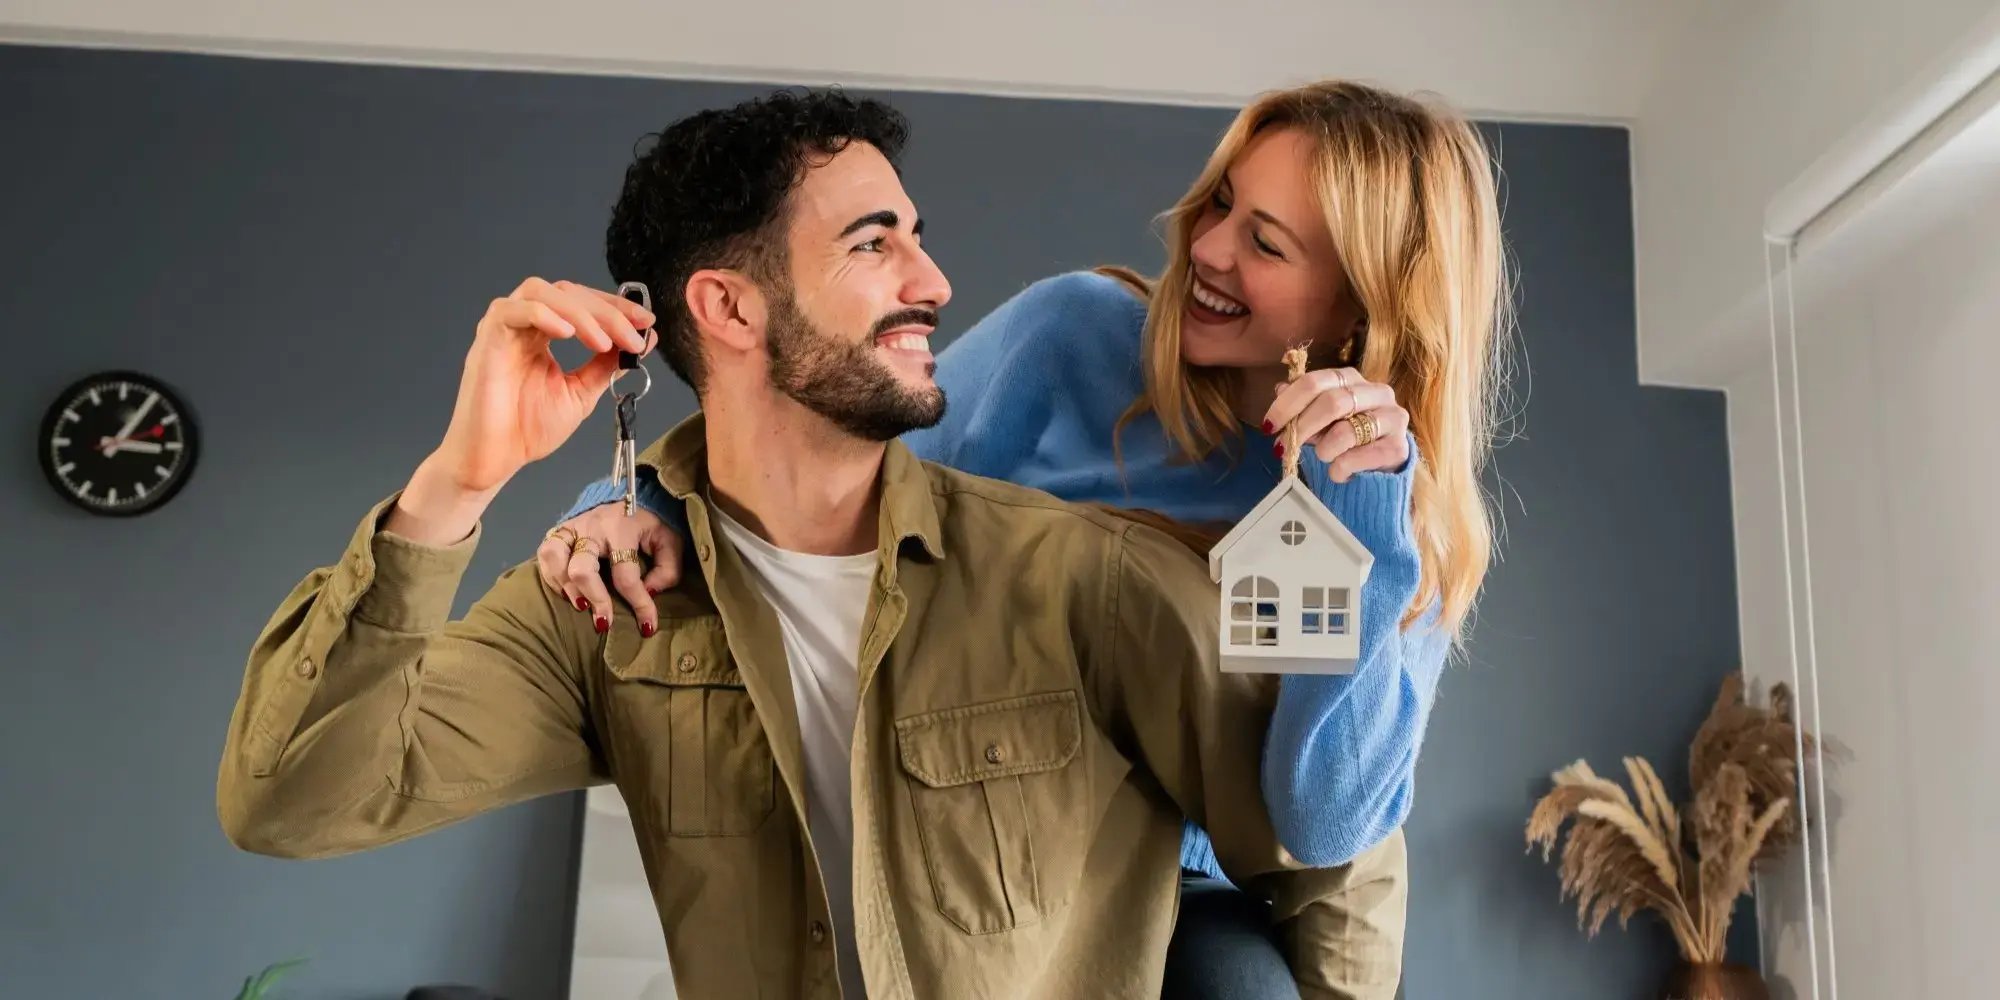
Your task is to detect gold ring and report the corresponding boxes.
[610,548,642,566]
[1347,411,1378,447]
[545,525,578,547]
[571,536,600,556]
[1332,368,1350,389]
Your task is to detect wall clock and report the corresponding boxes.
[39,370,200,517]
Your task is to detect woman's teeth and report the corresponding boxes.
[1192,282,1248,316]
[880,333,931,353]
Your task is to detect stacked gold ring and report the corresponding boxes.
[610,548,642,566]
[1347,411,1379,447]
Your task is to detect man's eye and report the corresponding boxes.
[856,237,886,253]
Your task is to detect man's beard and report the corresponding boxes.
[765,290,946,442]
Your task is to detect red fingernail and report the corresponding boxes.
[1274,443,1284,457]
[640,621,656,638]
[594,616,609,634]
[575,596,589,612]
[1261,421,1274,434]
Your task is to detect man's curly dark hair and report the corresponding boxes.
[605,88,910,392]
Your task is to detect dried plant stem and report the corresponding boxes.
[1524,670,1818,968]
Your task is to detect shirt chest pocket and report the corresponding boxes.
[894,690,1088,935]
[603,623,776,838]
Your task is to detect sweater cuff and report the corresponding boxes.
[1301,432,1418,558]
[561,475,627,522]
[351,493,481,632]
[558,468,684,530]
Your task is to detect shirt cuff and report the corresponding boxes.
[345,492,482,632]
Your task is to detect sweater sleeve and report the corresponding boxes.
[902,271,1146,479]
[1262,433,1450,866]
[559,470,681,530]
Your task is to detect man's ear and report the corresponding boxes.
[684,269,768,353]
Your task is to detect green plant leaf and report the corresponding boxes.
[234,958,308,1000]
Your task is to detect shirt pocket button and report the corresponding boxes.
[984,744,1004,765]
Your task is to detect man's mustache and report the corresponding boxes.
[869,308,941,339]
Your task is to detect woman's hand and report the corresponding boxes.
[536,503,681,636]
[1261,366,1412,482]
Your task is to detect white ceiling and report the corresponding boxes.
[0,0,1686,122]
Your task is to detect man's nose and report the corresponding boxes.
[906,247,952,311]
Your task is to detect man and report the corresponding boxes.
[217,89,1400,999]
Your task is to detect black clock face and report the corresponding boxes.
[39,371,200,516]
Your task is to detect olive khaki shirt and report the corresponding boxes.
[217,413,1405,999]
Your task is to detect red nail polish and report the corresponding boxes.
[594,616,609,634]
[640,621,656,638]
[1261,421,1274,435]
[1274,443,1284,458]
[575,596,589,612]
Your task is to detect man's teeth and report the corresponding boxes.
[880,333,931,353]
[1192,283,1248,316]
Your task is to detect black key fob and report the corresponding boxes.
[617,281,652,370]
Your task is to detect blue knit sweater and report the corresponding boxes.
[566,271,1449,874]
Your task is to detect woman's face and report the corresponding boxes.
[1180,127,1362,371]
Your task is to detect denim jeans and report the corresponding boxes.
[1160,873,1302,1000]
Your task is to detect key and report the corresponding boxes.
[613,391,639,516]
[610,282,655,516]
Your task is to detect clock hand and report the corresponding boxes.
[115,392,159,442]
[109,440,164,455]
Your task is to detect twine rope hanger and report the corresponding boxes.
[1280,345,1310,481]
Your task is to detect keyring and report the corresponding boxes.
[613,281,655,404]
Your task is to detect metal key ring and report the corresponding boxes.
[614,363,652,404]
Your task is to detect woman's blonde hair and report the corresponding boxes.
[1114,79,1513,643]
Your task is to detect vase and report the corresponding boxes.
[1660,962,1770,1000]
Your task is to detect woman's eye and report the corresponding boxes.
[1253,234,1285,259]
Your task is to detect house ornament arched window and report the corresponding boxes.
[1229,575,1280,646]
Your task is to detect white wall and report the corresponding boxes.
[1633,0,2000,389]
[1727,111,2000,999]
[0,0,1677,120]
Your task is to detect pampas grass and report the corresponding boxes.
[1525,671,1812,963]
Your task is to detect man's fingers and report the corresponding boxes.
[565,349,622,403]
[518,281,615,353]
[489,298,577,340]
[555,280,648,354]
[575,284,660,332]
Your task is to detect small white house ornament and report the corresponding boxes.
[1208,348,1373,675]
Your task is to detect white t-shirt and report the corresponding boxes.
[710,505,874,999]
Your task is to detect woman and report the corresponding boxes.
[541,80,1509,997]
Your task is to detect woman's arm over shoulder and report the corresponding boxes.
[905,269,1150,475]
